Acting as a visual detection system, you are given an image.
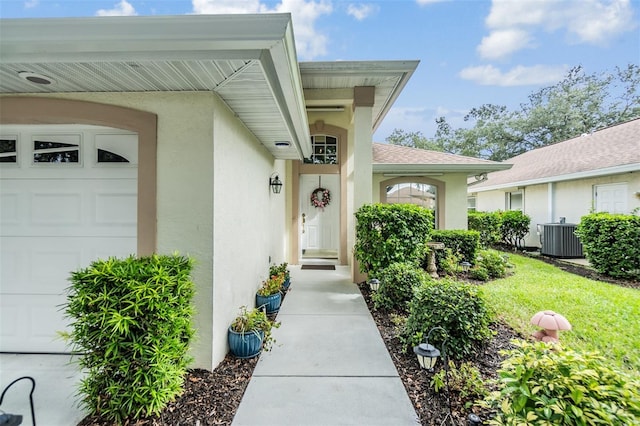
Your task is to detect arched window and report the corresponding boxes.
[381,177,445,229]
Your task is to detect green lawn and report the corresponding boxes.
[482,253,640,374]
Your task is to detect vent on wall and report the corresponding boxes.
[540,223,584,258]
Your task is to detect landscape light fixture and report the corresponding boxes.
[368,278,380,292]
[269,173,283,194]
[459,261,471,273]
[414,326,454,425]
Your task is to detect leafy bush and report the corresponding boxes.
[468,211,502,248]
[354,203,434,274]
[481,340,640,425]
[372,262,431,311]
[429,229,480,272]
[432,360,488,406]
[400,278,494,360]
[575,213,640,280]
[63,254,196,423]
[499,210,530,249]
[469,249,508,281]
[438,248,464,276]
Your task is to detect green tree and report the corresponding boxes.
[388,64,640,162]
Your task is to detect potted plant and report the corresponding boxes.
[228,306,279,358]
[256,274,283,314]
[270,262,291,291]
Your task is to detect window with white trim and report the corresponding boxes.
[506,191,523,211]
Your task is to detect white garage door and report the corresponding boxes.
[0,125,137,353]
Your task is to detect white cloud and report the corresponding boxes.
[347,3,378,20]
[480,0,636,59]
[192,0,333,59]
[459,64,569,87]
[477,28,532,60]
[416,0,447,5]
[24,0,39,9]
[96,0,137,16]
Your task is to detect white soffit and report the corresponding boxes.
[0,14,311,159]
[299,60,419,132]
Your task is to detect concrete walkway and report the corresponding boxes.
[232,265,420,426]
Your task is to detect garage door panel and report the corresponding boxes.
[1,178,136,236]
[2,236,136,294]
[31,192,83,225]
[1,294,69,353]
[1,125,139,353]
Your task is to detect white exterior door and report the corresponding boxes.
[0,125,137,353]
[595,183,627,214]
[300,174,339,257]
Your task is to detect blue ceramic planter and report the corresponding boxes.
[281,276,291,291]
[256,292,282,314]
[228,327,264,359]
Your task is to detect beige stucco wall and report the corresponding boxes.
[211,97,285,367]
[5,92,286,370]
[474,171,640,248]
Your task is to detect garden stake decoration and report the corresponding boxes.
[530,310,571,343]
[413,326,454,426]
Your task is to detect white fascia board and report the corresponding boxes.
[373,163,513,175]
[0,14,291,63]
[472,162,640,192]
[261,19,311,159]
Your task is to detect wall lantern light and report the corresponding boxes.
[269,173,283,194]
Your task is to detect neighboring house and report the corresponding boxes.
[0,14,508,370]
[469,118,640,248]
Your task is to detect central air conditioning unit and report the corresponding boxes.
[540,223,584,258]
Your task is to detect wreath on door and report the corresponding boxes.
[310,187,331,210]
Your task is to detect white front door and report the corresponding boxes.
[300,174,339,258]
[595,183,627,214]
[0,125,137,353]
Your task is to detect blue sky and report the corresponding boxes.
[1,0,638,141]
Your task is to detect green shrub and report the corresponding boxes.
[468,250,509,281]
[354,203,434,274]
[430,229,480,271]
[433,360,488,407]
[439,248,463,276]
[499,210,530,249]
[480,340,640,425]
[575,213,640,280]
[468,211,502,248]
[400,278,494,360]
[63,254,196,423]
[372,262,431,311]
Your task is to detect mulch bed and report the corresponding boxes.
[78,257,638,425]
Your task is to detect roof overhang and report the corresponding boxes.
[471,162,640,192]
[373,162,513,176]
[300,60,419,132]
[0,14,311,159]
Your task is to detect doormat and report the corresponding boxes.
[301,264,336,270]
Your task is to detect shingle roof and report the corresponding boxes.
[372,143,511,175]
[373,143,502,166]
[472,118,640,190]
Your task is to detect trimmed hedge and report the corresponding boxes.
[575,213,640,280]
[372,262,431,311]
[63,254,196,422]
[400,278,494,360]
[429,229,480,271]
[468,211,502,248]
[354,203,434,274]
[499,210,530,249]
